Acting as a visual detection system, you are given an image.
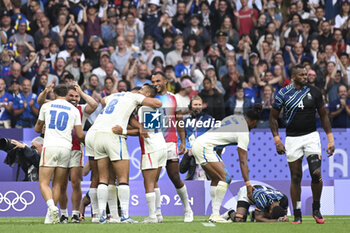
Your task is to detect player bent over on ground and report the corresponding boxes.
[192,104,262,223]
[35,84,85,224]
[222,185,289,222]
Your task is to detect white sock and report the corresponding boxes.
[210,186,216,204]
[154,188,162,215]
[89,188,99,216]
[296,201,302,209]
[47,199,55,209]
[97,184,108,218]
[118,184,130,219]
[212,181,228,215]
[146,192,156,218]
[176,185,191,212]
[60,209,68,217]
[107,185,119,218]
[72,210,80,217]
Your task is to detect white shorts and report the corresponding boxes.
[285,131,321,162]
[94,131,129,161]
[166,142,178,160]
[141,148,167,170]
[192,141,222,165]
[236,186,254,205]
[40,146,71,168]
[85,129,96,158]
[68,150,83,168]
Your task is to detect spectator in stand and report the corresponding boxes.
[65,49,82,82]
[140,35,165,70]
[234,0,258,38]
[165,65,181,94]
[172,1,189,33]
[339,52,350,79]
[100,76,117,98]
[186,35,203,61]
[79,59,93,88]
[219,15,239,48]
[152,56,165,72]
[32,73,48,96]
[126,63,151,89]
[256,84,274,128]
[141,0,162,37]
[175,49,193,78]
[92,51,119,87]
[111,36,132,74]
[175,78,194,110]
[166,35,185,67]
[209,0,234,39]
[265,1,282,28]
[125,30,141,53]
[154,13,178,47]
[1,10,14,40]
[183,14,210,50]
[125,12,144,47]
[12,79,39,128]
[332,29,348,57]
[206,45,225,75]
[82,2,106,41]
[58,35,85,62]
[243,75,258,103]
[160,32,174,56]
[329,84,350,128]
[225,85,253,116]
[317,20,334,50]
[334,0,350,29]
[84,36,104,69]
[199,77,225,120]
[0,78,13,128]
[213,31,234,58]
[84,74,100,97]
[34,16,60,49]
[221,59,241,101]
[22,51,38,80]
[9,15,35,49]
[117,80,129,92]
[101,11,118,46]
[4,62,25,89]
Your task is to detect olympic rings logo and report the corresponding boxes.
[0,191,35,212]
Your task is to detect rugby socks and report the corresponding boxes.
[47,199,55,209]
[97,184,108,218]
[176,185,191,211]
[107,185,119,219]
[89,188,99,217]
[294,201,302,219]
[146,192,156,218]
[210,186,217,204]
[60,208,68,217]
[312,201,320,211]
[212,181,228,215]
[154,188,162,216]
[118,184,130,219]
[72,210,80,217]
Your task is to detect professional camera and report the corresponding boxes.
[0,137,39,181]
[0,138,15,152]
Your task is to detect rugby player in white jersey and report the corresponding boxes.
[92,85,162,223]
[35,84,85,224]
[136,105,167,223]
[37,83,98,223]
[192,104,262,223]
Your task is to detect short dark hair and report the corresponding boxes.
[291,64,305,76]
[131,86,142,92]
[246,103,262,121]
[143,84,157,97]
[152,71,167,79]
[271,205,285,219]
[203,77,212,83]
[67,85,77,92]
[54,84,68,97]
[165,65,174,72]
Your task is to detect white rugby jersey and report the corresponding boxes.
[195,115,250,151]
[39,99,81,149]
[94,92,145,133]
[138,106,166,154]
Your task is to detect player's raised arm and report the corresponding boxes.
[74,82,98,114]
[141,97,162,108]
[37,83,54,107]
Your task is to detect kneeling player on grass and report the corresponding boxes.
[223,185,289,222]
[192,104,262,223]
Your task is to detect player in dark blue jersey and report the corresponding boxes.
[222,185,289,222]
[269,65,335,224]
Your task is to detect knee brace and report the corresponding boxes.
[224,168,231,184]
[307,154,322,184]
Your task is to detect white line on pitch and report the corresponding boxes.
[202,223,215,227]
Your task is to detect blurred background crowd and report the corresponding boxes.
[0,0,350,129]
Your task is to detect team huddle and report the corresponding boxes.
[35,66,335,225]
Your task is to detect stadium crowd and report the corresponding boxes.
[0,0,350,129]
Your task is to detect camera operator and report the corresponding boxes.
[0,136,43,181]
[179,95,213,180]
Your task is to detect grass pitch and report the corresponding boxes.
[0,216,349,233]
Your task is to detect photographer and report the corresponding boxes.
[0,136,43,181]
[179,95,212,180]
